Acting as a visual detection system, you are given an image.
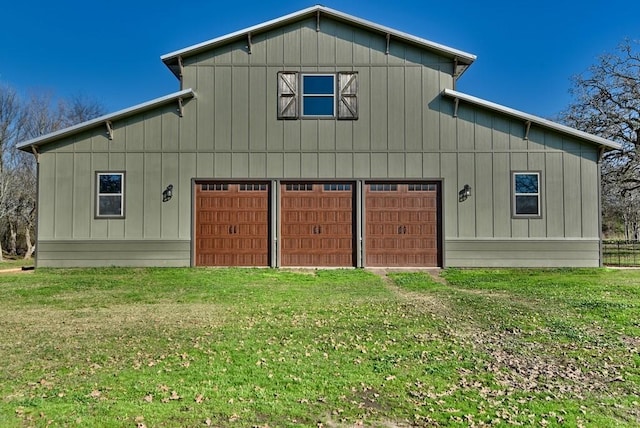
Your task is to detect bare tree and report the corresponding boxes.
[0,85,27,261]
[0,86,105,261]
[13,157,37,259]
[561,40,640,238]
[15,91,106,259]
[59,93,106,127]
[601,177,640,239]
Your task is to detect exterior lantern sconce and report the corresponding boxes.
[458,184,471,202]
[162,184,174,202]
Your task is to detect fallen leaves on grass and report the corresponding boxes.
[160,390,181,403]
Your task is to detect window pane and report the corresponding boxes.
[99,195,122,216]
[239,183,267,191]
[515,174,538,194]
[515,195,539,215]
[369,184,398,192]
[99,174,122,194]
[303,97,334,116]
[286,183,313,191]
[303,75,334,94]
[324,183,351,191]
[408,183,436,191]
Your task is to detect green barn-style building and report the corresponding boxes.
[18,6,620,268]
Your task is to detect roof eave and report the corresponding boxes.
[442,89,622,151]
[161,6,476,79]
[18,89,196,151]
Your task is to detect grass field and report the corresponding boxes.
[0,256,34,270]
[0,268,638,427]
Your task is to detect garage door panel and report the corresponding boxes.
[195,182,270,267]
[365,183,441,267]
[325,224,352,235]
[238,197,266,209]
[281,183,354,267]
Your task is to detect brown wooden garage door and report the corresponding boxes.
[365,182,441,267]
[281,183,354,267]
[195,182,269,266]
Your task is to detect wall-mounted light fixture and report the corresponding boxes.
[458,184,471,202]
[162,184,174,202]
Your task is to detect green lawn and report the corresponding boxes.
[1,268,638,427]
[0,256,33,270]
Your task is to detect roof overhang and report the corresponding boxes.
[18,89,196,151]
[442,89,622,151]
[161,5,476,79]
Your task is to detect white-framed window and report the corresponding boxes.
[301,74,335,117]
[512,172,541,217]
[277,71,358,120]
[96,172,125,218]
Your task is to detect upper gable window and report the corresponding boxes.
[278,71,358,120]
[302,75,335,117]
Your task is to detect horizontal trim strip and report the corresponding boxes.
[446,239,599,252]
[446,238,600,242]
[38,252,190,261]
[446,251,595,260]
[37,260,190,268]
[37,240,191,267]
[38,240,190,252]
[446,259,600,268]
[445,238,600,267]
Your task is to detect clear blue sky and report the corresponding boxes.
[1,0,637,120]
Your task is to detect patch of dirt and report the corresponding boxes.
[0,267,33,274]
[382,272,636,399]
[374,270,455,321]
[368,267,445,283]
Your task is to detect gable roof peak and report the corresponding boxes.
[160,6,476,78]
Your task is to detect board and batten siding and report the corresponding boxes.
[444,103,601,267]
[36,103,193,267]
[35,15,602,267]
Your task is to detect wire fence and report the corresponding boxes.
[602,240,640,267]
